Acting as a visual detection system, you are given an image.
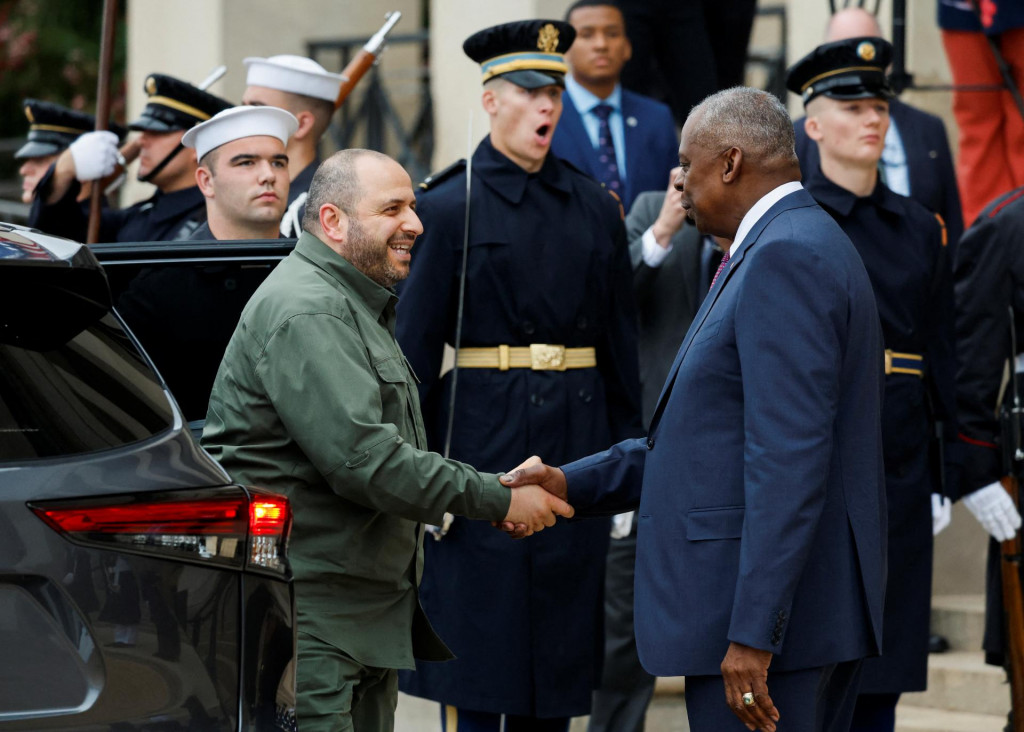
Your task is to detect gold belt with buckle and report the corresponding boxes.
[456,345,597,371]
[884,349,924,377]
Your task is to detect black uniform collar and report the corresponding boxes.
[473,135,572,204]
[804,166,903,217]
[148,185,206,224]
[289,159,319,204]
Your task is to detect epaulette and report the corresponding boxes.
[988,187,1024,219]
[604,185,625,220]
[418,159,467,191]
[934,212,947,247]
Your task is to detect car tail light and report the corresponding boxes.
[29,486,291,577]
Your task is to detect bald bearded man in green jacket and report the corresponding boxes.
[202,149,572,732]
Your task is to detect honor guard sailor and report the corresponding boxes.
[243,55,344,236]
[182,105,298,240]
[396,19,642,732]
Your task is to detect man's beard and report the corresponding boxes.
[345,217,411,288]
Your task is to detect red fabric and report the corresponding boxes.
[941,28,1024,227]
[709,250,730,290]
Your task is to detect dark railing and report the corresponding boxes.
[308,31,433,183]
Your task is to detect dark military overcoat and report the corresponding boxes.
[806,170,958,693]
[396,135,642,717]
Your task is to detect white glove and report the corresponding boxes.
[931,493,952,536]
[962,481,1022,542]
[69,130,121,182]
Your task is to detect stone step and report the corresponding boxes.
[895,704,1006,732]
[902,651,1010,716]
[931,594,986,652]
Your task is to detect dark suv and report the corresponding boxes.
[0,224,296,730]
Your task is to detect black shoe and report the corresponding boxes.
[928,633,950,654]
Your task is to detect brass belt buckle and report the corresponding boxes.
[883,348,893,375]
[530,344,567,371]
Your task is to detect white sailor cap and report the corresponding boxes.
[182,105,299,161]
[243,55,344,102]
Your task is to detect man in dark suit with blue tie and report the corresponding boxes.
[552,0,678,211]
[503,87,887,732]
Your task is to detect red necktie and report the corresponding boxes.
[710,250,731,291]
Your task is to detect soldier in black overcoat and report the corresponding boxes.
[396,19,642,732]
[787,38,962,732]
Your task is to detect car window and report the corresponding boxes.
[93,239,294,423]
[0,312,174,461]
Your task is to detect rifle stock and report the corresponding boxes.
[334,51,377,109]
[334,11,402,110]
[1002,474,1024,730]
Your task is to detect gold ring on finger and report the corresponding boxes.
[742,692,755,707]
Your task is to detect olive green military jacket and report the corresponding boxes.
[202,232,512,670]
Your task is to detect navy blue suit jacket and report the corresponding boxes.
[552,86,678,211]
[561,189,888,676]
[795,99,964,246]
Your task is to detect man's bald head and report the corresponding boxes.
[826,8,883,42]
[302,148,396,235]
[686,86,799,168]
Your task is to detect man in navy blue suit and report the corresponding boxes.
[503,87,887,732]
[552,0,678,211]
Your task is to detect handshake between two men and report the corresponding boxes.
[497,456,569,539]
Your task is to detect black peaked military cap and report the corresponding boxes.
[129,74,232,132]
[463,20,576,89]
[785,36,894,107]
[16,99,127,159]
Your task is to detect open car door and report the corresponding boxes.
[90,237,297,432]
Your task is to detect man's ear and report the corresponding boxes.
[319,203,348,243]
[482,88,498,116]
[195,165,215,198]
[721,147,742,184]
[804,114,823,143]
[291,110,317,142]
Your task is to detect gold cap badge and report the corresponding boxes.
[857,41,876,62]
[24,105,34,123]
[537,23,559,53]
[145,76,157,95]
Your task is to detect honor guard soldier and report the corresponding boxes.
[953,190,1024,702]
[15,99,126,205]
[29,73,231,242]
[116,106,298,427]
[787,38,961,732]
[396,20,642,732]
[243,55,344,236]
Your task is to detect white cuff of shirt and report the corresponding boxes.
[641,226,673,267]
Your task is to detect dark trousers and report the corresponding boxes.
[684,660,863,732]
[439,705,568,732]
[618,0,757,126]
[618,0,717,126]
[587,529,656,732]
[849,692,899,732]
